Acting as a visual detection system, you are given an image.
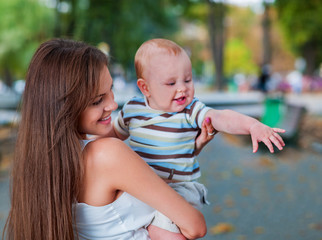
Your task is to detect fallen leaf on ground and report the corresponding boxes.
[213,205,222,213]
[210,222,234,235]
[224,195,235,207]
[258,156,275,169]
[254,226,265,234]
[241,187,250,196]
[309,222,322,231]
[233,168,243,177]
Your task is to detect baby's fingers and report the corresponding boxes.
[251,135,259,153]
[272,128,286,133]
[273,132,285,147]
[263,138,274,153]
[269,135,284,151]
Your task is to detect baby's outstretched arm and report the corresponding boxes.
[205,109,285,153]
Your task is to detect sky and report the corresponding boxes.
[226,0,268,6]
[225,0,274,13]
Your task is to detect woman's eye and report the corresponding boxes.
[92,98,103,106]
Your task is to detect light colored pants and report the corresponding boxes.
[150,181,209,233]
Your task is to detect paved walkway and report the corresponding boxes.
[0,171,9,234]
[199,134,322,239]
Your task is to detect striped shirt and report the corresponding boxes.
[114,96,211,181]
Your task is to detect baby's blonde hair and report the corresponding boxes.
[134,38,184,79]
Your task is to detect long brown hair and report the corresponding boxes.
[4,39,108,239]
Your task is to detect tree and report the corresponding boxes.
[0,0,54,86]
[275,0,322,74]
[176,0,227,90]
[262,1,272,66]
[207,0,227,90]
[52,0,179,80]
[53,0,87,39]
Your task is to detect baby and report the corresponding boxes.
[113,38,285,238]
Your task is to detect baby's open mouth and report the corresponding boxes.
[174,96,186,105]
[175,96,185,101]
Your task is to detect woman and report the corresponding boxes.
[4,39,215,239]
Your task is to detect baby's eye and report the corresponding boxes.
[185,79,191,83]
[92,98,103,106]
[166,82,175,86]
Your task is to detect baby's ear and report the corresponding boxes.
[137,78,150,97]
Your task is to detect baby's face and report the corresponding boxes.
[143,51,194,113]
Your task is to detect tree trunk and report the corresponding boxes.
[207,0,226,91]
[3,66,13,88]
[66,0,77,37]
[303,41,316,75]
[262,2,272,66]
[54,0,62,36]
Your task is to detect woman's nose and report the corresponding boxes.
[104,99,118,112]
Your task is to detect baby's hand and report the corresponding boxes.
[249,121,285,153]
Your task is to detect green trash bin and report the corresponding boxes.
[261,97,284,127]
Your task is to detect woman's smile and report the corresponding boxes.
[99,115,112,125]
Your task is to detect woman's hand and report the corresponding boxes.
[195,117,217,155]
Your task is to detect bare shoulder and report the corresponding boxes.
[85,137,127,154]
[79,138,133,204]
[83,137,131,170]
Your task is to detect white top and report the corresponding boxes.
[73,192,155,240]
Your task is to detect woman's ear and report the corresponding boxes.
[137,78,150,97]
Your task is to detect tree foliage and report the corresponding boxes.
[54,0,180,79]
[275,0,322,74]
[2,0,312,89]
[225,38,258,76]
[0,0,55,85]
[1,0,181,83]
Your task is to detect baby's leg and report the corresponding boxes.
[148,225,186,240]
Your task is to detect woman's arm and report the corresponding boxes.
[82,138,207,239]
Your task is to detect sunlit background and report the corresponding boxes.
[1,0,322,239]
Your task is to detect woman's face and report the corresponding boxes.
[78,66,118,138]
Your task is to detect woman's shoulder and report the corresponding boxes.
[82,137,130,169]
[85,137,125,149]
